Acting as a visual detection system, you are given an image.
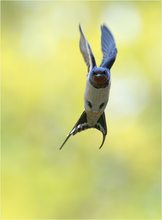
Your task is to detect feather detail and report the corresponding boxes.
[100,25,117,69]
[79,24,96,72]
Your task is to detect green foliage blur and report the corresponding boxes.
[2,1,161,219]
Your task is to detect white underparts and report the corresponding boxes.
[84,79,111,126]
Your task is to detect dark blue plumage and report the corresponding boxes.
[100,25,117,69]
[60,24,117,150]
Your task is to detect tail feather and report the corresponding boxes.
[60,111,107,150]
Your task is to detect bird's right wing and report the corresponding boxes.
[100,25,117,69]
[79,25,96,72]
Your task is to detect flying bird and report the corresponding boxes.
[60,24,117,149]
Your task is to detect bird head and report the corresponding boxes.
[89,67,110,88]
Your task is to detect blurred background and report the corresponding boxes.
[2,1,161,219]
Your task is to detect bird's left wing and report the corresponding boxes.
[79,25,96,72]
[100,25,117,69]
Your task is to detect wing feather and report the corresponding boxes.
[79,25,96,72]
[100,25,117,69]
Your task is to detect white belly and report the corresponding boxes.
[84,80,111,126]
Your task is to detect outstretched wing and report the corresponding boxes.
[60,111,107,150]
[100,25,117,69]
[79,24,96,72]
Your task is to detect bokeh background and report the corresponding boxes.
[2,1,161,219]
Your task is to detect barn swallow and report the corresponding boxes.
[60,24,117,149]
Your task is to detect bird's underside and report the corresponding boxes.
[60,24,117,150]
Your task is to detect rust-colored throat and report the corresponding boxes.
[90,71,109,88]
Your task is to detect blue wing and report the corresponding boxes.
[100,25,117,69]
[79,25,96,72]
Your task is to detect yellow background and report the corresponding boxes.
[2,1,161,219]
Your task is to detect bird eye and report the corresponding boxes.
[99,102,105,109]
[87,101,92,108]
